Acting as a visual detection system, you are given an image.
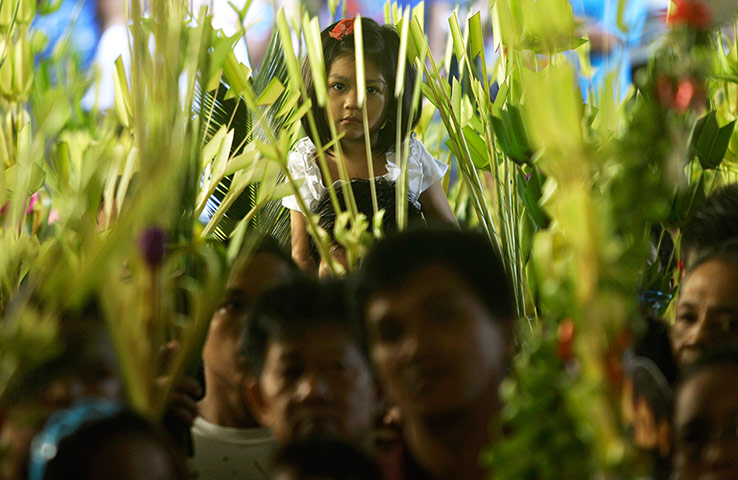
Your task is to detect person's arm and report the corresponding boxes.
[290,210,317,273]
[418,182,458,226]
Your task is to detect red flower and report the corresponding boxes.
[329,18,355,41]
[666,0,712,31]
[656,75,705,113]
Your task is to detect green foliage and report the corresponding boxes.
[691,111,736,169]
[485,329,593,480]
[3,0,738,477]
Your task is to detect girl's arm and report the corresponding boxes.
[290,210,317,273]
[418,181,458,226]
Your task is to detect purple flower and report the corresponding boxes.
[137,227,167,268]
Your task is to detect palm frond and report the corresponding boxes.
[199,30,294,245]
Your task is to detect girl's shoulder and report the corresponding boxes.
[386,133,436,167]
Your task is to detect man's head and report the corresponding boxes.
[309,178,422,277]
[354,228,514,420]
[201,237,296,389]
[681,184,738,268]
[671,242,738,368]
[672,349,738,480]
[34,402,188,480]
[243,277,377,449]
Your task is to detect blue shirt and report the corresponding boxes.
[569,0,648,101]
[32,0,100,68]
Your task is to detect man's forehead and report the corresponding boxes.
[266,328,358,359]
[366,265,474,313]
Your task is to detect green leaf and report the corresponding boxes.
[303,14,327,107]
[354,16,366,107]
[206,31,239,88]
[445,126,488,170]
[451,77,462,120]
[691,111,736,169]
[222,52,252,100]
[225,144,259,176]
[113,57,133,128]
[468,12,484,60]
[517,169,550,228]
[448,12,465,61]
[395,7,411,99]
[255,77,285,106]
[491,106,534,164]
[406,16,427,65]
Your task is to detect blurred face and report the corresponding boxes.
[672,364,738,480]
[326,55,387,146]
[202,252,292,385]
[0,328,121,480]
[249,324,376,448]
[364,264,509,420]
[40,332,122,408]
[672,260,738,367]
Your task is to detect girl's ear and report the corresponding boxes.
[241,377,271,426]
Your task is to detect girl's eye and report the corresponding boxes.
[331,83,346,92]
[367,86,380,95]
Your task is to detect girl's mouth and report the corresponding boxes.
[341,117,361,124]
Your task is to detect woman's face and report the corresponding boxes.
[325,54,387,147]
[672,260,738,367]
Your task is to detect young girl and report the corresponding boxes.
[282,17,457,271]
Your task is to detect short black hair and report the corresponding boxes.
[242,276,369,377]
[301,17,420,155]
[232,234,297,272]
[353,227,515,325]
[43,410,188,480]
[308,178,423,264]
[681,184,738,263]
[271,436,382,480]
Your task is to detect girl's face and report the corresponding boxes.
[325,54,387,147]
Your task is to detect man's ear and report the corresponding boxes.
[241,377,270,427]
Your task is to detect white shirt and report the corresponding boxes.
[282,135,449,214]
[190,416,275,480]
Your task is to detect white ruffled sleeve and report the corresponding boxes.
[281,137,326,214]
[412,135,449,192]
[282,137,326,213]
[384,134,449,209]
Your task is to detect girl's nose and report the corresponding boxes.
[343,89,358,109]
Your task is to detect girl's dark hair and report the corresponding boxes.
[301,17,420,155]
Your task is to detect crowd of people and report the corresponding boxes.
[4,183,738,479]
[9,2,738,480]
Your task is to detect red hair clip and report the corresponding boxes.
[329,18,355,40]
